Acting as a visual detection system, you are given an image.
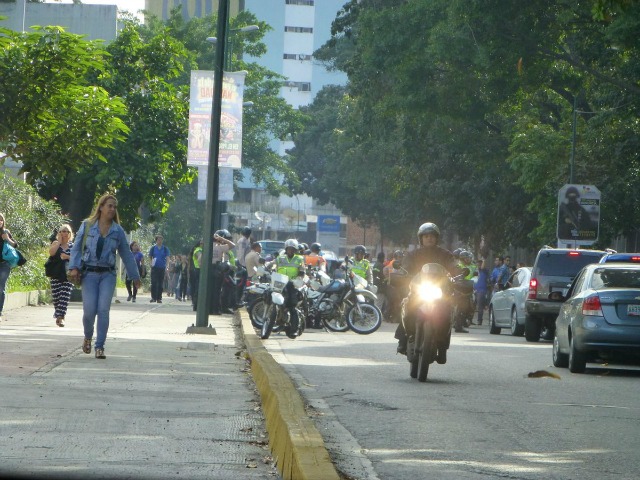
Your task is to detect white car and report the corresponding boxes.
[489,267,532,336]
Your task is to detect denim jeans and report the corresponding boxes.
[0,261,11,314]
[81,270,116,350]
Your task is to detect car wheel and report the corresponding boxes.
[552,329,569,368]
[568,334,587,373]
[489,307,501,335]
[510,308,525,336]
[525,314,541,342]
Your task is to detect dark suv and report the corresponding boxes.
[524,247,606,342]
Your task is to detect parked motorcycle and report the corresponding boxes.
[306,257,382,334]
[260,272,306,340]
[404,263,472,382]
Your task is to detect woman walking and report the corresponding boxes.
[0,213,18,321]
[68,194,140,359]
[49,224,74,327]
[126,241,144,302]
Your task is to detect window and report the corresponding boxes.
[285,82,312,92]
[284,53,312,60]
[285,26,313,33]
[286,0,314,5]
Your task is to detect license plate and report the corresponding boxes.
[627,304,640,316]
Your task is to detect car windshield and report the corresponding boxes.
[591,268,640,289]
[537,253,603,276]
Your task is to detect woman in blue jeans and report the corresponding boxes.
[68,194,140,359]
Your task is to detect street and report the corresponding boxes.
[259,320,640,480]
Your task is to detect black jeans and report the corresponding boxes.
[190,268,200,309]
[150,266,165,301]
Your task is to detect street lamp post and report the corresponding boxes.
[192,0,230,331]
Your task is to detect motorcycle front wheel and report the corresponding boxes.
[248,298,268,329]
[418,324,436,382]
[346,302,382,334]
[260,306,277,339]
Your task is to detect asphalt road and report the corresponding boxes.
[258,320,640,480]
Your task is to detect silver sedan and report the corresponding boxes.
[553,263,640,373]
[488,267,531,336]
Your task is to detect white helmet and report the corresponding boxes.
[284,238,299,250]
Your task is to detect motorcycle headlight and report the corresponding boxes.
[417,283,443,301]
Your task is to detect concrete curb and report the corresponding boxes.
[240,311,340,480]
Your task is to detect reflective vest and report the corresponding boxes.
[352,258,371,280]
[276,253,304,280]
[228,249,236,268]
[458,261,477,280]
[192,246,202,269]
[304,254,325,268]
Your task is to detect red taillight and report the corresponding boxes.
[528,278,538,299]
[568,251,580,257]
[582,295,603,316]
[631,256,640,262]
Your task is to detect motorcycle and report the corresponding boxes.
[306,257,382,334]
[260,272,306,340]
[404,263,472,382]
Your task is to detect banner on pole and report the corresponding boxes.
[187,70,246,169]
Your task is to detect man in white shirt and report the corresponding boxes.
[245,242,263,280]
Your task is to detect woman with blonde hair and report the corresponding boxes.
[68,194,140,359]
[49,224,74,327]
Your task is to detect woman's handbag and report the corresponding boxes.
[2,242,20,268]
[139,263,147,279]
[44,253,67,281]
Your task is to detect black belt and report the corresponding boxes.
[84,266,114,273]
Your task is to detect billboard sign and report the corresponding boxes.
[557,184,600,245]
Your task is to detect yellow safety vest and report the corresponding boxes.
[352,259,370,279]
[192,246,202,269]
[276,254,304,280]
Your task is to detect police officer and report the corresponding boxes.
[274,239,306,337]
[304,242,327,272]
[190,239,203,312]
[395,223,456,362]
[453,250,477,332]
[351,245,373,284]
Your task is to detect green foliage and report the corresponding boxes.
[0,171,67,292]
[291,0,640,252]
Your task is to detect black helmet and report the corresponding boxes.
[354,245,367,255]
[393,250,403,259]
[452,248,463,258]
[311,242,321,253]
[242,227,252,236]
[417,222,440,241]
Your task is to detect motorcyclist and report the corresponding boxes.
[209,229,235,315]
[350,245,373,285]
[304,242,327,272]
[273,239,306,337]
[395,222,456,360]
[453,250,477,332]
[220,230,240,313]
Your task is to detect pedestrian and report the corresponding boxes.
[177,255,189,301]
[490,256,502,293]
[474,259,490,325]
[68,193,140,359]
[189,240,203,311]
[245,241,262,280]
[0,213,19,321]
[235,227,252,306]
[49,224,74,327]
[126,241,144,303]
[148,234,170,303]
[497,256,511,290]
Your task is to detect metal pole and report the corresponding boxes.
[194,0,229,329]
[570,95,577,184]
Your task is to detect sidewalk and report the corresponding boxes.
[0,293,279,479]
